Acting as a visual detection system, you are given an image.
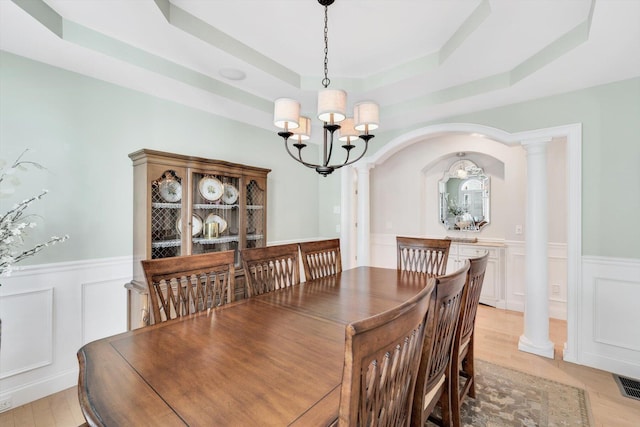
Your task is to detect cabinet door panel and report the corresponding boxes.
[149,168,186,259]
[453,244,501,307]
[479,257,498,306]
[245,178,266,249]
[191,170,241,265]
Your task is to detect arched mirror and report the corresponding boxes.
[439,159,490,231]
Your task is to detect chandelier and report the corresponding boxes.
[273,0,379,177]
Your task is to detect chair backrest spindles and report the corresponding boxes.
[397,236,451,276]
[458,252,489,346]
[337,279,435,426]
[299,239,342,280]
[410,260,469,427]
[141,250,236,325]
[241,243,300,297]
[449,252,490,427]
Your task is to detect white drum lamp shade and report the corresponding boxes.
[291,116,311,142]
[274,98,300,130]
[354,101,379,132]
[338,118,358,143]
[317,89,347,123]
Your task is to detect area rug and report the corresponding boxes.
[427,359,592,427]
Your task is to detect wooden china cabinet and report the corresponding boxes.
[126,149,270,329]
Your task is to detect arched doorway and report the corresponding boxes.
[340,122,582,363]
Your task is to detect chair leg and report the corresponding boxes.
[450,375,462,427]
[466,339,476,399]
[440,377,453,427]
[450,354,462,427]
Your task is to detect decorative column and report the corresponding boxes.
[518,138,555,359]
[356,163,373,266]
[340,166,355,270]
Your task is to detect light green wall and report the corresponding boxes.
[2,51,638,261]
[0,52,320,265]
[317,171,342,238]
[363,77,640,259]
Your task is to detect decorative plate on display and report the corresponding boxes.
[176,214,203,236]
[158,177,182,203]
[221,184,239,204]
[198,176,224,201]
[205,213,228,234]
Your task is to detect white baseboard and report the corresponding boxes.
[0,369,78,412]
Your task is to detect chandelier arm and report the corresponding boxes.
[283,139,318,169]
[326,138,372,171]
[342,148,351,165]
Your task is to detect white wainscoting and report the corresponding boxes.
[0,289,53,379]
[371,235,568,319]
[580,256,640,379]
[0,257,131,410]
[2,249,636,408]
[505,241,568,320]
[370,234,399,269]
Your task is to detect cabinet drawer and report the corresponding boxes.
[458,245,498,259]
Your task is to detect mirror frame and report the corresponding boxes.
[438,159,490,232]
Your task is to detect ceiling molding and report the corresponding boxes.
[153,0,300,88]
[2,0,637,135]
[11,0,272,114]
[384,0,596,119]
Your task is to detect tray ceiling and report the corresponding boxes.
[1,0,639,136]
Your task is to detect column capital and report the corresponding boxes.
[355,161,375,173]
[521,137,552,150]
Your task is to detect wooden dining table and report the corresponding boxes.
[77,266,429,426]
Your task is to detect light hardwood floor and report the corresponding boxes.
[0,386,85,427]
[1,306,639,426]
[473,306,640,427]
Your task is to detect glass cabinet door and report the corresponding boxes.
[245,178,265,249]
[191,170,241,264]
[150,169,183,259]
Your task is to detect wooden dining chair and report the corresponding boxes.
[410,260,469,427]
[241,243,300,297]
[141,250,235,325]
[299,238,342,280]
[336,279,435,427]
[396,236,451,276]
[450,252,489,427]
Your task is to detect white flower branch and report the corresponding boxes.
[0,149,69,278]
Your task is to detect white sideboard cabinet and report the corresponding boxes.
[446,241,505,307]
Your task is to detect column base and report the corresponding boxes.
[518,334,555,359]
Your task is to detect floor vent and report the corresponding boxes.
[613,374,640,400]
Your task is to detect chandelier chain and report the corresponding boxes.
[322,4,330,88]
